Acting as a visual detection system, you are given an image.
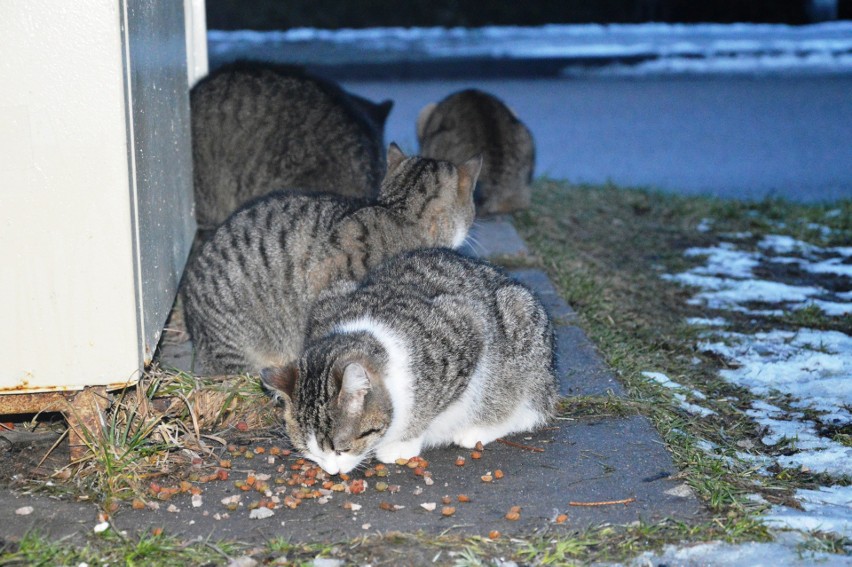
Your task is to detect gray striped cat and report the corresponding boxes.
[261,248,558,474]
[417,89,535,216]
[181,145,480,375]
[191,61,393,230]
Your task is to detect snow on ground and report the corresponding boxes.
[626,531,852,566]
[208,22,852,76]
[662,225,851,550]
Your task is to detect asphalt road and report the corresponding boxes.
[345,74,852,203]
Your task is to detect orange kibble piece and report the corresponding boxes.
[455,456,466,467]
[254,446,266,454]
[375,463,386,470]
[471,451,482,460]
[413,467,425,476]
[269,447,281,456]
[149,482,162,494]
[481,474,493,483]
[226,444,238,453]
[349,479,366,495]
[217,469,229,481]
[322,480,334,490]
[340,473,350,481]
[190,486,203,496]
[441,506,456,517]
[555,514,568,524]
[406,459,420,469]
[151,527,164,537]
[457,494,471,503]
[131,498,146,510]
[246,475,256,486]
[219,460,232,469]
[236,421,248,432]
[364,468,376,477]
[488,530,501,539]
[494,470,504,479]
[179,481,192,493]
[505,511,520,521]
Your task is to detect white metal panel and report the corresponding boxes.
[0,0,196,393]
[0,1,139,391]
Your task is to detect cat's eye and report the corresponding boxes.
[356,427,382,440]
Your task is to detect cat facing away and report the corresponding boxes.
[191,61,394,230]
[261,248,558,475]
[181,145,481,375]
[417,89,535,216]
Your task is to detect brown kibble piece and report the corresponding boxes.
[131,499,146,510]
[379,501,395,511]
[457,494,471,503]
[494,469,504,479]
[441,506,456,517]
[505,511,520,521]
[471,451,482,459]
[488,530,501,539]
[555,514,568,524]
[455,456,465,467]
[254,446,266,454]
[481,474,493,483]
[475,441,484,451]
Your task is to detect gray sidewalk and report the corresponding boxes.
[0,218,704,543]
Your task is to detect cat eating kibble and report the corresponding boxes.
[261,248,558,474]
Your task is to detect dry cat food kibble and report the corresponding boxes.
[457,494,471,503]
[494,469,504,479]
[455,456,466,466]
[555,513,568,524]
[489,530,501,539]
[441,506,456,517]
[471,451,482,459]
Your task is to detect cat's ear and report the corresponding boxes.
[386,142,407,174]
[375,99,394,124]
[337,362,371,415]
[260,364,298,402]
[416,102,437,141]
[457,155,483,201]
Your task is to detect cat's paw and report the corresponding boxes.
[453,429,492,449]
[375,438,423,463]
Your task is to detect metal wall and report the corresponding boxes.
[0,1,199,393]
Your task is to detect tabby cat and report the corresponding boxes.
[191,61,393,230]
[261,248,558,474]
[181,145,480,375]
[417,89,535,216]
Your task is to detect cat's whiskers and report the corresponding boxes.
[462,223,486,256]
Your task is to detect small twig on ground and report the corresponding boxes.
[569,497,636,507]
[496,438,545,452]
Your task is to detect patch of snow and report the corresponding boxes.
[763,485,852,536]
[684,243,761,278]
[703,329,852,425]
[642,371,714,415]
[686,316,728,326]
[627,532,852,566]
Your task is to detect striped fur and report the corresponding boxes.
[417,89,535,216]
[191,61,393,230]
[181,146,480,375]
[262,248,558,474]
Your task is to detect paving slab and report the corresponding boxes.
[0,217,705,544]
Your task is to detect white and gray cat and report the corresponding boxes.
[417,89,535,216]
[181,145,480,375]
[261,248,558,474]
[191,61,393,230]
